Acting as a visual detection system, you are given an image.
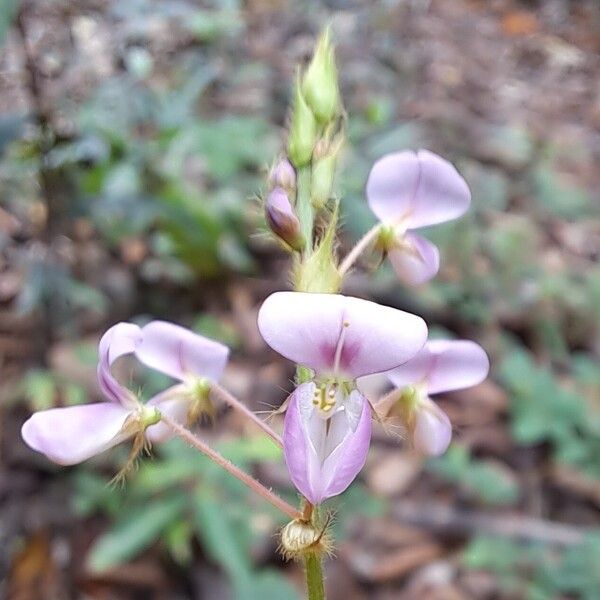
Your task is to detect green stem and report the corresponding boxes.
[296,165,314,251]
[304,552,325,600]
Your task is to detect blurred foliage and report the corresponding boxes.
[3,0,598,595]
[463,534,600,600]
[74,436,299,599]
[16,369,87,412]
[74,71,275,278]
[500,348,600,478]
[427,446,520,506]
[73,435,384,598]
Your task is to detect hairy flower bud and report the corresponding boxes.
[269,159,296,192]
[288,77,318,168]
[265,187,305,251]
[302,28,339,124]
[311,135,343,209]
[280,518,332,560]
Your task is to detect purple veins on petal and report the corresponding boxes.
[258,292,427,379]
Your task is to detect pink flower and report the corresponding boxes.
[366,150,470,285]
[258,292,427,503]
[21,321,229,465]
[384,340,489,456]
[269,158,296,191]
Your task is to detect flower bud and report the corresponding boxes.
[302,28,340,124]
[265,187,305,251]
[280,518,332,560]
[269,159,296,192]
[288,76,318,168]
[311,135,343,209]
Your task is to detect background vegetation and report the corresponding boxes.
[1,1,598,598]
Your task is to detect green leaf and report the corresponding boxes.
[0,0,19,48]
[428,446,519,506]
[194,487,253,588]
[87,495,187,571]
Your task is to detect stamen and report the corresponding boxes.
[313,383,342,418]
[332,320,350,376]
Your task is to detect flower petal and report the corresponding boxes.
[97,322,142,406]
[366,149,471,229]
[282,383,320,503]
[282,384,372,504]
[135,321,229,382]
[412,400,452,456]
[388,232,440,285]
[319,390,372,500]
[21,403,132,465]
[145,384,189,443]
[258,292,427,378]
[387,339,489,395]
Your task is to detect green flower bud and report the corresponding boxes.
[288,76,318,168]
[311,135,343,209]
[302,28,340,124]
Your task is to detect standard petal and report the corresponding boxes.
[366,150,471,229]
[387,339,489,394]
[388,232,440,285]
[135,321,229,382]
[145,384,189,443]
[258,292,427,378]
[21,403,132,465]
[97,322,142,405]
[412,400,452,456]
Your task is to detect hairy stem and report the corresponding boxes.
[338,223,382,276]
[296,165,314,252]
[211,383,283,448]
[305,552,325,600]
[161,413,301,520]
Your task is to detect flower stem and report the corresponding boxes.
[296,165,314,252]
[305,552,326,600]
[302,500,314,522]
[211,383,283,448]
[161,413,302,520]
[338,223,382,276]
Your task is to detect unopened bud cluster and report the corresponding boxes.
[263,28,346,294]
